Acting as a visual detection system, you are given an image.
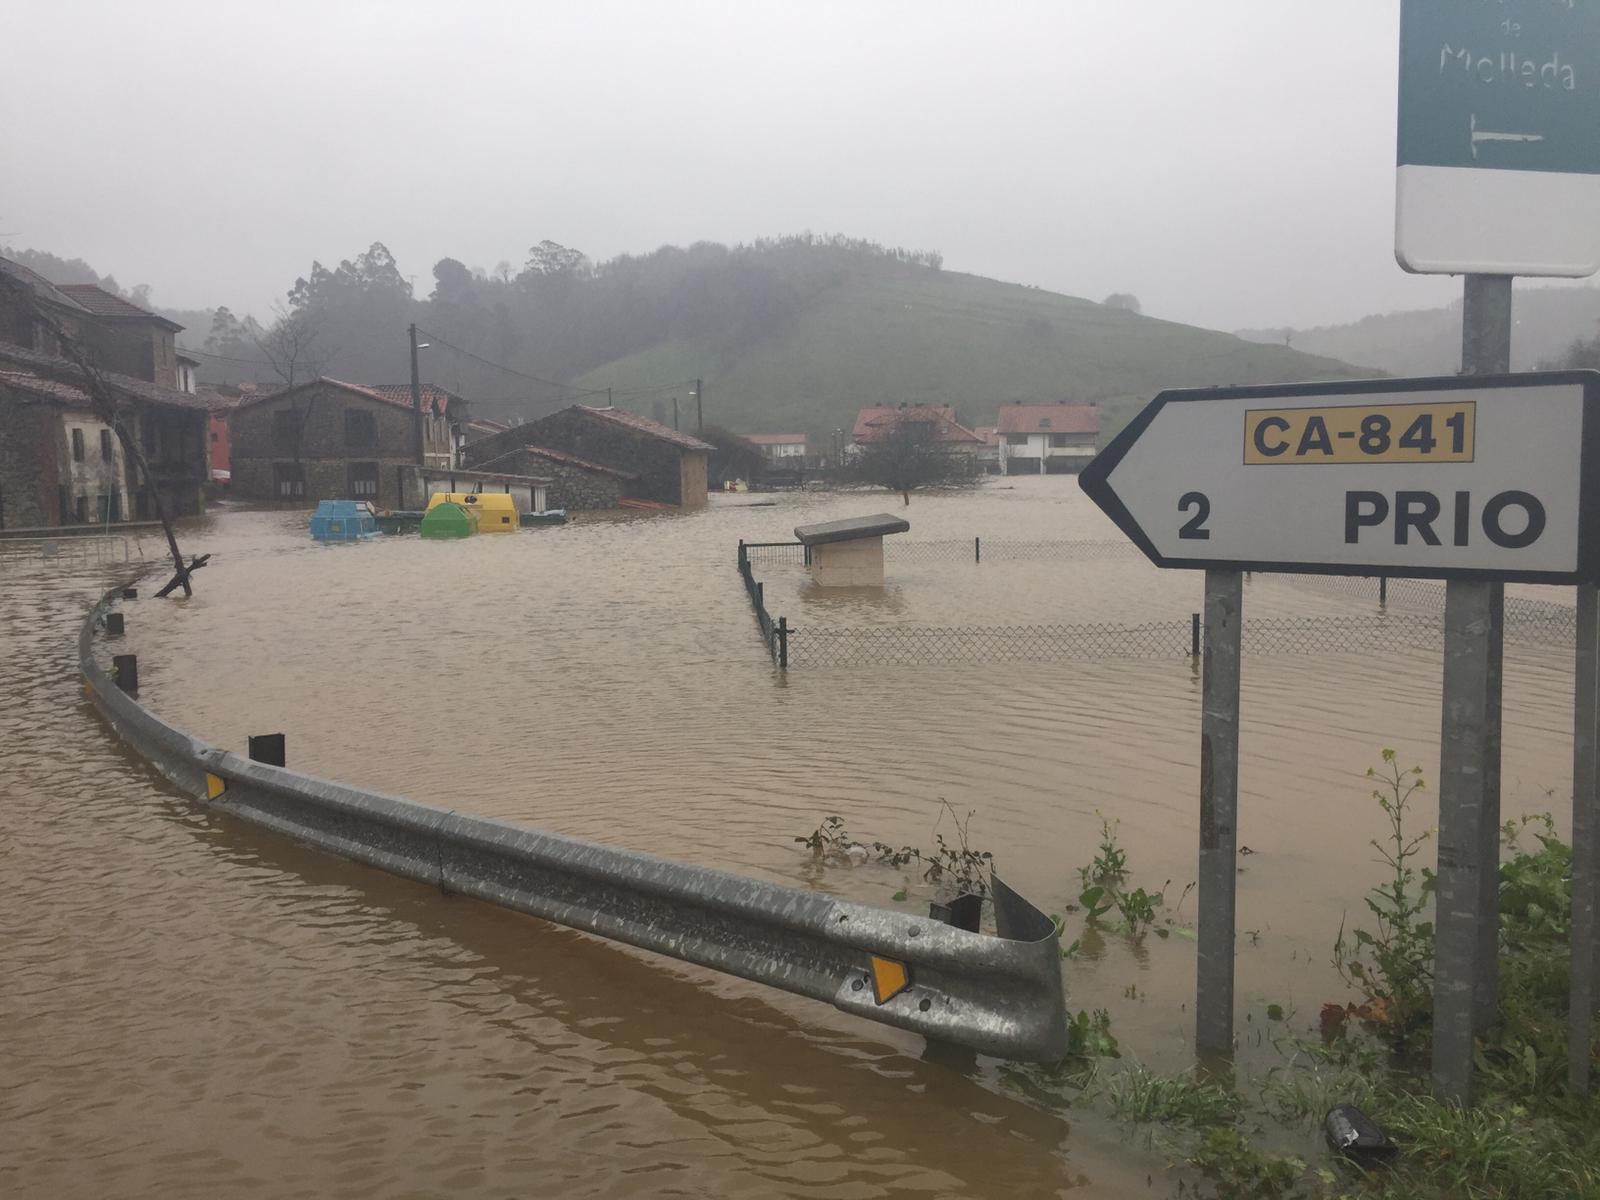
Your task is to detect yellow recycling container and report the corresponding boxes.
[425,492,520,532]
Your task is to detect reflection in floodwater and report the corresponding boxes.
[2,477,1578,1197]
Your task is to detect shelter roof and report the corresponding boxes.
[794,513,911,546]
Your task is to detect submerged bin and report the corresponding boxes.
[419,501,479,539]
[309,500,378,542]
[426,491,519,533]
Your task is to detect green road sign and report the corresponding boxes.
[1399,0,1600,175]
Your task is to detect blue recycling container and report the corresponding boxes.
[309,499,378,542]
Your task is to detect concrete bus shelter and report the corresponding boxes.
[794,513,910,586]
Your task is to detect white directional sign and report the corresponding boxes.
[1079,373,1600,584]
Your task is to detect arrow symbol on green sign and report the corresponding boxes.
[1470,113,1546,159]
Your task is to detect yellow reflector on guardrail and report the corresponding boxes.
[870,956,910,1005]
[205,773,227,800]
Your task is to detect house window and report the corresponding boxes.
[58,486,71,524]
[75,494,88,523]
[72,428,85,462]
[1050,433,1070,448]
[345,408,377,450]
[273,409,304,454]
[110,491,121,522]
[101,429,114,462]
[96,494,110,523]
[1039,418,1052,429]
[347,461,379,498]
[272,462,306,499]
[1006,434,1028,446]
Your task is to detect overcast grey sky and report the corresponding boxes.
[2,1,1484,332]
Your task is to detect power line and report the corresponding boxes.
[413,327,606,396]
[178,344,278,368]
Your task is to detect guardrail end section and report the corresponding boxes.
[991,872,1070,1061]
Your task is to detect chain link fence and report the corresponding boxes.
[739,537,1138,566]
[737,542,1580,669]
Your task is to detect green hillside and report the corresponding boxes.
[576,270,1369,446]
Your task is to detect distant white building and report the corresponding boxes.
[996,402,1099,475]
[745,433,808,461]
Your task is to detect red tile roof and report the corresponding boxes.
[973,425,1000,447]
[368,384,462,414]
[852,405,983,445]
[996,403,1099,436]
[56,284,183,331]
[579,405,714,451]
[0,369,92,407]
[235,377,453,414]
[745,433,808,446]
[0,343,211,410]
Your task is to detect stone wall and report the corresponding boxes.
[0,391,61,528]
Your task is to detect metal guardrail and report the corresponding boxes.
[79,586,1068,1062]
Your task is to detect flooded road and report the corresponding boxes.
[2,476,1579,1197]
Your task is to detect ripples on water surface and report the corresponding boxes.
[2,477,1578,1197]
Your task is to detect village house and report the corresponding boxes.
[463,404,713,507]
[228,379,461,509]
[995,402,1100,474]
[850,404,985,462]
[468,442,635,511]
[973,425,1002,474]
[0,257,210,529]
[745,433,808,462]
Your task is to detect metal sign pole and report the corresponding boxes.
[1431,273,1511,1103]
[1572,584,1600,1094]
[1196,568,1242,1053]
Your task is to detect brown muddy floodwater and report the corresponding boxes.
[1,476,1579,1198]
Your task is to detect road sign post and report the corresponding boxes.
[1571,584,1600,1093]
[1196,569,1242,1053]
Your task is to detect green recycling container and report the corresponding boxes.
[418,501,478,540]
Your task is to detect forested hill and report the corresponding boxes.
[8,234,1366,442]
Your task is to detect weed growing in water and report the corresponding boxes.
[1072,813,1178,939]
[793,801,994,897]
[1331,749,1435,1040]
[1104,1062,1239,1126]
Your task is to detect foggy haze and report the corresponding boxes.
[3,1,1470,332]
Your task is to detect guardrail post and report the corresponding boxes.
[248,733,287,767]
[777,617,789,668]
[112,653,138,694]
[975,535,981,564]
[1191,612,1201,659]
[105,612,125,636]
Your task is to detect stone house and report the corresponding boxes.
[228,379,460,509]
[0,258,209,529]
[463,404,712,507]
[0,344,210,529]
[469,442,634,511]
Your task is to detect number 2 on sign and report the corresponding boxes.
[1179,491,1211,540]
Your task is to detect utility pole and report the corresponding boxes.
[696,378,703,432]
[672,397,679,430]
[409,324,425,472]
[607,387,612,406]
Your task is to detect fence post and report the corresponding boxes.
[738,539,747,570]
[777,617,789,669]
[756,581,764,612]
[1191,612,1201,659]
[1380,575,1388,607]
[975,536,981,564]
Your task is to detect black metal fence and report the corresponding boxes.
[735,542,1580,669]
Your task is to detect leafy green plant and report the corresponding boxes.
[1065,1008,1120,1058]
[1074,815,1167,937]
[1181,1128,1308,1200]
[1331,749,1435,1040]
[793,802,994,897]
